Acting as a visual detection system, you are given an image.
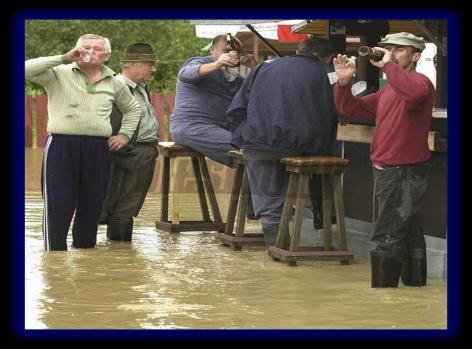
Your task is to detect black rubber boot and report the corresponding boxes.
[401,249,427,287]
[262,225,279,247]
[370,249,404,288]
[107,218,133,242]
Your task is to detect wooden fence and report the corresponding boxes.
[25,92,175,147]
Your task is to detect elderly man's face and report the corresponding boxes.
[79,38,110,64]
[130,61,156,83]
[384,45,421,69]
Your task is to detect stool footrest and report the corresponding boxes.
[217,232,266,247]
[268,246,353,263]
[156,221,224,233]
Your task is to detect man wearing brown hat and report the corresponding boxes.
[100,42,160,241]
[333,32,435,288]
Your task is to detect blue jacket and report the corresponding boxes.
[171,56,244,129]
[226,53,338,155]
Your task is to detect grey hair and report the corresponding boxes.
[76,34,112,54]
[120,62,131,69]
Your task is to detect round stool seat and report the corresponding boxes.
[280,156,350,175]
[280,156,349,167]
[157,142,202,157]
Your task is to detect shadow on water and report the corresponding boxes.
[25,148,446,329]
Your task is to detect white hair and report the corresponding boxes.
[75,34,112,54]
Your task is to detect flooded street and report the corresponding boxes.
[25,148,447,329]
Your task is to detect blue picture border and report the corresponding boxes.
[12,8,461,342]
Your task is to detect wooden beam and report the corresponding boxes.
[336,124,373,144]
[336,124,447,152]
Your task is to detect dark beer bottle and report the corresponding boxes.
[358,46,384,61]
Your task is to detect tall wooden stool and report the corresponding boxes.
[217,150,265,250]
[155,142,224,233]
[268,156,354,266]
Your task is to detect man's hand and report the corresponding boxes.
[240,53,258,68]
[333,54,357,86]
[108,135,129,152]
[215,53,240,68]
[64,47,83,62]
[369,47,393,69]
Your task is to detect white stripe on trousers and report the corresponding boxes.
[42,135,53,251]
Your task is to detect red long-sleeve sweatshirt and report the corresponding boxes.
[334,61,435,167]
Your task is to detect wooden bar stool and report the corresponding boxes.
[155,142,224,233]
[268,156,354,266]
[217,150,265,250]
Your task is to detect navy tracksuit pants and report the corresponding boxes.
[41,134,110,251]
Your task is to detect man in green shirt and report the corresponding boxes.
[25,33,141,251]
[100,42,160,241]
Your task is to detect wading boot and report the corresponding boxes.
[370,249,404,288]
[262,225,279,247]
[401,249,427,286]
[107,217,133,242]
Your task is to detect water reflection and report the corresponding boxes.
[25,148,446,329]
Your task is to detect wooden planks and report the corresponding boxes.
[336,124,447,152]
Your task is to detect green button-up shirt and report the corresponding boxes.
[118,74,159,142]
[25,55,141,139]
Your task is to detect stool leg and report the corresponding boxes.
[322,174,333,250]
[197,156,223,226]
[160,156,170,222]
[225,165,244,235]
[235,170,249,238]
[170,157,180,224]
[191,157,211,222]
[289,174,309,251]
[275,173,299,249]
[333,174,347,251]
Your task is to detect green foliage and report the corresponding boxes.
[25,20,208,93]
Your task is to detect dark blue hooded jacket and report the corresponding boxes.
[226,53,338,155]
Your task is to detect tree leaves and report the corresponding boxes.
[25,20,208,93]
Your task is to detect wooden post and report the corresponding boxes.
[160,156,170,222]
[25,95,33,147]
[170,157,180,224]
[192,157,211,222]
[290,174,309,251]
[150,93,166,141]
[322,174,333,250]
[35,94,48,148]
[275,173,298,249]
[252,34,259,62]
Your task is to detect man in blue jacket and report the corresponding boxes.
[170,34,257,167]
[226,37,338,246]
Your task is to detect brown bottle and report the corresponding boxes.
[358,46,384,61]
[226,33,242,53]
[225,33,242,67]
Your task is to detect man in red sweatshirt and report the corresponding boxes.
[333,32,435,288]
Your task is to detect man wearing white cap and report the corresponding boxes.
[333,32,435,288]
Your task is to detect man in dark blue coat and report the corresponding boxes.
[226,37,338,246]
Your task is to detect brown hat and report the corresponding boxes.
[121,42,158,62]
[378,32,426,51]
